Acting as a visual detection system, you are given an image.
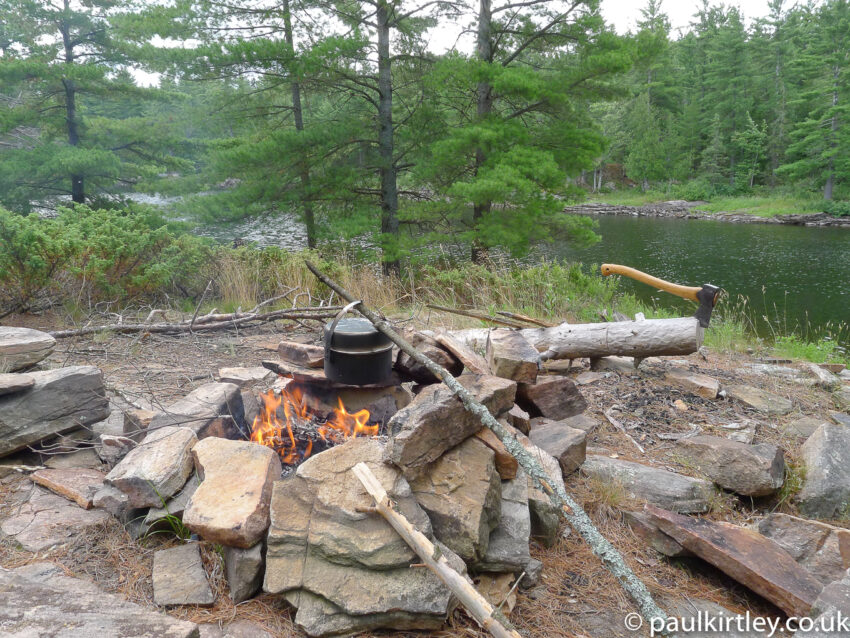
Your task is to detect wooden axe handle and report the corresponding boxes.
[601,264,701,303]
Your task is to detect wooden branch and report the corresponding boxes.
[48,307,338,339]
[305,260,670,630]
[352,462,521,638]
[426,304,526,329]
[496,311,555,328]
[190,280,214,332]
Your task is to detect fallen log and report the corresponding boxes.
[353,462,522,638]
[448,316,703,361]
[305,260,670,631]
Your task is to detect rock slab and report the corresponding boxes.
[645,505,823,617]
[183,438,281,548]
[665,367,720,399]
[516,375,587,420]
[797,423,850,519]
[153,543,215,606]
[0,372,34,396]
[224,543,264,603]
[726,385,793,415]
[148,382,245,440]
[0,326,55,371]
[486,329,539,383]
[30,467,105,509]
[0,366,109,458]
[674,435,785,496]
[105,426,197,508]
[582,455,715,513]
[0,562,199,637]
[529,418,587,476]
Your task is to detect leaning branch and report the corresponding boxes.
[304,260,669,630]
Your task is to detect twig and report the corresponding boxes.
[426,304,526,329]
[189,280,214,332]
[497,571,525,610]
[352,462,521,638]
[496,311,556,328]
[305,259,670,632]
[604,409,645,454]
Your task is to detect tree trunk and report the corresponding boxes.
[472,0,493,265]
[377,1,400,276]
[60,16,84,204]
[824,77,838,201]
[282,0,316,248]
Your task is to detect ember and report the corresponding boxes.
[250,386,376,465]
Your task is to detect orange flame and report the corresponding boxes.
[250,387,374,464]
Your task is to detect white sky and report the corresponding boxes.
[600,0,773,35]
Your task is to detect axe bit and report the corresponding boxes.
[601,264,722,328]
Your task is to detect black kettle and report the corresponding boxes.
[323,301,393,385]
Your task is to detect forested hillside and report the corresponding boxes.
[0,0,848,268]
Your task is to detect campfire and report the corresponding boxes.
[250,385,379,466]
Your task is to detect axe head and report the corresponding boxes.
[694,284,722,328]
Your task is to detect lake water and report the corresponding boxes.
[178,201,848,343]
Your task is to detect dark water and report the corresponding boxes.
[547,215,850,342]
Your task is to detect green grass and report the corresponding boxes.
[772,335,849,365]
[586,191,823,218]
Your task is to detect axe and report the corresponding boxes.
[601,264,721,328]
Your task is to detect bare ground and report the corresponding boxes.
[1,310,847,638]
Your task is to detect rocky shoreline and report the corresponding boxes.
[565,201,850,227]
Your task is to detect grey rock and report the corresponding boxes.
[96,434,136,468]
[0,372,35,395]
[506,404,531,434]
[784,416,829,438]
[0,561,199,637]
[529,418,587,476]
[409,437,502,563]
[92,484,143,524]
[0,366,109,458]
[0,326,55,371]
[758,513,850,586]
[726,384,794,415]
[486,329,539,383]
[123,408,156,442]
[385,374,516,478]
[557,413,600,434]
[581,455,715,513]
[218,366,273,386]
[475,468,531,573]
[521,558,543,588]
[241,390,260,429]
[831,412,850,427]
[44,447,103,470]
[394,330,463,384]
[575,371,605,385]
[105,426,197,508]
[720,420,757,444]
[624,510,691,557]
[0,486,109,552]
[674,435,785,496]
[144,473,200,530]
[153,543,214,606]
[801,569,850,637]
[797,423,850,519]
[516,375,587,420]
[198,621,272,638]
[148,382,245,440]
[660,594,770,637]
[666,367,720,399]
[224,543,264,603]
[835,388,850,411]
[591,356,638,374]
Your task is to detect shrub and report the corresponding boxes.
[822,200,850,217]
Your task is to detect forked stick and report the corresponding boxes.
[352,462,521,638]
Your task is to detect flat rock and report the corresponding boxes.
[153,543,215,606]
[554,413,599,434]
[516,375,587,420]
[658,594,770,638]
[183,438,281,548]
[475,468,532,573]
[410,437,502,562]
[719,420,756,444]
[0,326,55,371]
[758,513,850,585]
[199,621,273,638]
[385,374,516,478]
[623,510,691,557]
[807,362,842,389]
[674,435,785,496]
[278,340,324,368]
[435,332,491,374]
[29,467,104,509]
[394,330,463,384]
[831,411,850,427]
[218,366,273,387]
[0,372,34,396]
[797,423,850,519]
[835,387,850,411]
[0,561,199,637]
[581,455,715,513]
[145,473,200,530]
[474,427,518,480]
[666,367,720,399]
[224,543,264,603]
[784,416,829,438]
[529,418,586,476]
[575,371,605,385]
[645,505,823,616]
[591,356,638,374]
[105,426,197,508]
[486,329,539,383]
[1,486,109,552]
[148,382,245,440]
[44,447,103,470]
[264,438,460,635]
[726,384,793,415]
[0,366,109,458]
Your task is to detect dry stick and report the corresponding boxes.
[604,408,646,454]
[425,304,526,329]
[189,279,214,332]
[305,260,670,631]
[496,310,556,328]
[352,462,522,638]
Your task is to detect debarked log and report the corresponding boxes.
[448,317,704,361]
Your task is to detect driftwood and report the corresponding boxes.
[304,260,669,631]
[450,316,703,361]
[49,306,341,339]
[353,462,521,638]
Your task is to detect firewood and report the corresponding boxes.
[352,462,522,638]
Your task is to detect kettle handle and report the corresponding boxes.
[325,300,362,351]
